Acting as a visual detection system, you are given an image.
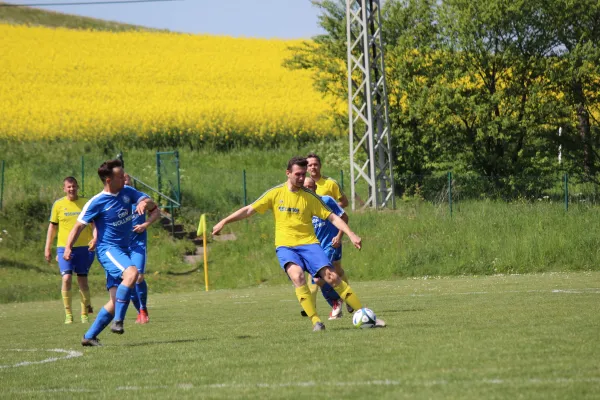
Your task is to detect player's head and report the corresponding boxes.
[304,176,317,192]
[98,159,125,192]
[286,156,308,189]
[306,153,321,179]
[124,173,132,186]
[62,176,79,199]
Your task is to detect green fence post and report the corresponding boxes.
[340,170,344,191]
[448,171,453,217]
[564,173,569,211]
[80,156,85,196]
[0,160,4,211]
[174,150,181,204]
[243,169,247,206]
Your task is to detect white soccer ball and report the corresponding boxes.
[352,307,377,328]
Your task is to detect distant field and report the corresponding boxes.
[1,273,599,399]
[0,22,341,147]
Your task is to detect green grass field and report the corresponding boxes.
[1,272,599,399]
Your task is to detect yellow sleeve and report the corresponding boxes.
[251,189,274,214]
[330,180,343,201]
[49,200,59,224]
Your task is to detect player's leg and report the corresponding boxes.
[307,273,319,313]
[82,285,117,346]
[130,244,149,324]
[319,247,343,319]
[57,247,74,323]
[72,247,94,323]
[277,246,323,330]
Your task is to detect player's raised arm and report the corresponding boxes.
[327,213,361,250]
[212,205,256,236]
[133,202,161,233]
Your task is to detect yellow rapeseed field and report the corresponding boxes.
[0,24,343,146]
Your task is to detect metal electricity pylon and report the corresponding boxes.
[346,0,395,210]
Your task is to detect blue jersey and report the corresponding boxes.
[128,186,149,246]
[311,195,345,248]
[78,186,148,251]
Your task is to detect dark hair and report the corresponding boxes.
[98,159,123,183]
[306,153,321,165]
[63,176,78,185]
[287,156,308,171]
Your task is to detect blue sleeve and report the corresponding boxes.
[78,197,101,225]
[125,186,149,204]
[325,196,344,217]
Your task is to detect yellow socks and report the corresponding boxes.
[333,280,362,311]
[79,288,91,315]
[61,290,72,321]
[295,284,321,325]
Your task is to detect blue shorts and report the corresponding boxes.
[130,243,147,274]
[276,244,332,278]
[57,247,95,276]
[96,246,134,286]
[324,245,342,263]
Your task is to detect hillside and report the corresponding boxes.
[0,2,156,31]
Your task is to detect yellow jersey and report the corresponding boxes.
[49,196,93,248]
[315,176,345,202]
[251,184,332,247]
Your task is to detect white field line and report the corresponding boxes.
[0,348,83,369]
[9,377,600,394]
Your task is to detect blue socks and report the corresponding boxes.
[136,280,148,310]
[115,284,132,322]
[84,307,113,339]
[321,283,341,307]
[130,286,141,313]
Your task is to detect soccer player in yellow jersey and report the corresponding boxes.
[44,177,97,324]
[212,156,385,331]
[305,153,351,315]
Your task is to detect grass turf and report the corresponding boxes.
[1,272,599,399]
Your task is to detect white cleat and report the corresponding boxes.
[328,299,343,320]
[375,318,387,328]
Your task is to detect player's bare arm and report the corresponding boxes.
[338,194,349,209]
[133,203,161,233]
[212,205,256,235]
[330,213,348,248]
[135,197,156,216]
[63,221,88,260]
[44,223,58,263]
[328,213,361,249]
[88,221,98,251]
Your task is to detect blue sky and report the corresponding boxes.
[5,0,325,38]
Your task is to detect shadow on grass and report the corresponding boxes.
[0,257,51,274]
[378,308,424,314]
[166,268,200,276]
[120,338,214,347]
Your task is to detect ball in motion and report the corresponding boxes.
[352,307,377,328]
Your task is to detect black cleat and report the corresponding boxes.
[81,336,102,347]
[111,320,125,334]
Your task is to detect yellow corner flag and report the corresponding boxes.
[197,214,209,291]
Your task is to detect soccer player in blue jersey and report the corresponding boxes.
[304,177,349,320]
[63,159,156,346]
[124,173,160,324]
[212,156,385,331]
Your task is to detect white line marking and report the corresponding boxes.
[0,349,83,369]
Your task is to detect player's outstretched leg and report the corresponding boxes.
[130,286,141,322]
[320,282,343,320]
[82,306,113,346]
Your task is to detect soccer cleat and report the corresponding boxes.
[346,303,354,314]
[110,320,125,334]
[64,314,73,324]
[135,313,142,324]
[81,336,102,347]
[81,314,89,323]
[375,318,387,328]
[313,322,326,332]
[328,299,343,320]
[139,309,149,324]
[87,305,94,314]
